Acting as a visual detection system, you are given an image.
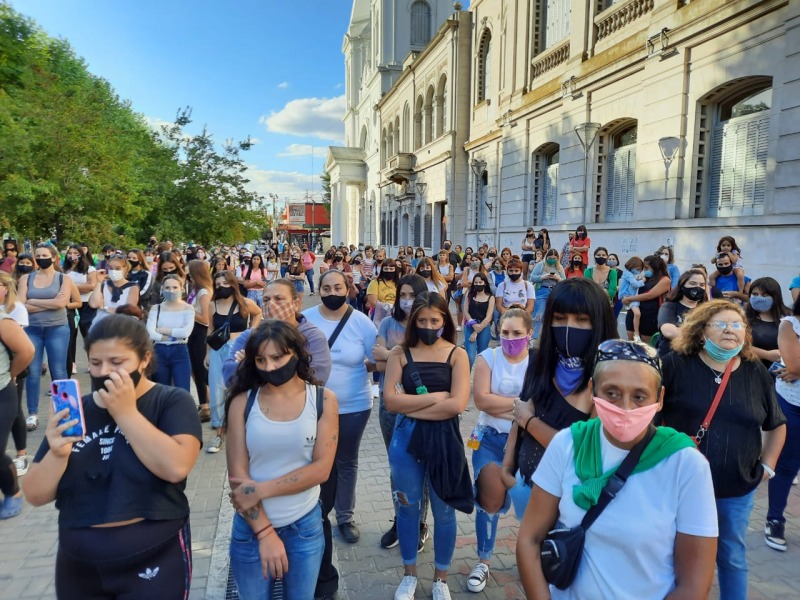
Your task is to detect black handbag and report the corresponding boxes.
[540,426,656,589]
[206,301,235,351]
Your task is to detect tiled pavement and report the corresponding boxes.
[2,288,799,599]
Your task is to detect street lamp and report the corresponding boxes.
[658,136,681,200]
[415,182,427,248]
[574,122,601,217]
[471,159,487,244]
[268,193,279,241]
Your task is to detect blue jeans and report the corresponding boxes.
[334,409,371,525]
[532,296,548,340]
[463,324,491,368]
[153,344,192,392]
[768,393,800,524]
[715,488,756,600]
[471,426,511,561]
[208,340,233,428]
[509,470,532,520]
[389,416,457,571]
[230,505,324,600]
[305,269,315,293]
[24,323,70,415]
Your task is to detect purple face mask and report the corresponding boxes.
[500,335,531,357]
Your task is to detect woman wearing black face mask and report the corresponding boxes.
[656,269,709,357]
[303,270,377,597]
[583,246,618,303]
[383,291,471,599]
[367,261,397,326]
[205,271,262,455]
[224,320,338,599]
[502,278,617,518]
[565,252,585,279]
[17,243,78,431]
[23,315,202,600]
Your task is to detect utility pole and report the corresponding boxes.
[268,193,279,242]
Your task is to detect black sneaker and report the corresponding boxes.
[380,519,399,549]
[338,522,360,544]
[765,520,787,552]
[417,522,429,553]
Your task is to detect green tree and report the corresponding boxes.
[320,170,332,218]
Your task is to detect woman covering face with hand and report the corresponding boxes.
[22,315,202,599]
[517,341,718,600]
[225,321,338,600]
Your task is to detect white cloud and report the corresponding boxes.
[143,116,173,132]
[277,143,329,158]
[244,165,323,203]
[334,82,344,89]
[277,81,290,89]
[248,137,262,145]
[260,95,346,142]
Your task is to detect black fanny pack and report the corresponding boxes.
[541,426,655,589]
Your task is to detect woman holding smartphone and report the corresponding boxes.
[22,315,202,598]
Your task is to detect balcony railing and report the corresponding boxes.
[530,40,571,82]
[595,0,654,41]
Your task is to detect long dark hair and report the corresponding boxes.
[212,270,248,315]
[643,255,669,283]
[666,269,708,303]
[520,278,617,410]
[403,291,456,348]
[468,272,489,301]
[157,251,185,281]
[745,277,790,324]
[392,274,428,321]
[85,314,156,376]
[243,253,267,281]
[63,244,90,274]
[224,320,321,424]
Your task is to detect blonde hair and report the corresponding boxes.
[671,299,756,361]
[0,272,18,311]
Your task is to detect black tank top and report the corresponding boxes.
[468,298,489,322]
[212,302,249,333]
[401,347,455,394]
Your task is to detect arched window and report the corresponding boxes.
[436,74,448,136]
[402,103,410,151]
[413,206,422,246]
[410,1,432,47]
[359,125,368,151]
[424,85,435,144]
[604,123,637,222]
[532,144,559,225]
[707,86,771,217]
[381,128,387,167]
[424,204,432,248]
[414,95,424,150]
[387,123,394,160]
[477,29,492,103]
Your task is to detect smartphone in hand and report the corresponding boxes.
[51,379,86,437]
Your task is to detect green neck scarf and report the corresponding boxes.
[571,418,695,511]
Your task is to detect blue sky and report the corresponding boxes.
[12,0,353,204]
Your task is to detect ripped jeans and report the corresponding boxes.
[471,426,511,561]
[389,415,457,571]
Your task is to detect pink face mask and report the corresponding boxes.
[593,396,659,443]
[500,335,531,357]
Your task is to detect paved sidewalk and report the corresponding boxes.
[2,285,799,599]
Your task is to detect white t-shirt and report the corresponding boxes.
[302,305,377,414]
[495,279,535,309]
[476,346,528,434]
[776,316,800,406]
[2,301,29,327]
[425,279,447,295]
[66,267,97,301]
[533,428,718,600]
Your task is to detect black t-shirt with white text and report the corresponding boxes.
[34,384,202,528]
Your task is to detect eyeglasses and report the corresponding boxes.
[705,321,746,331]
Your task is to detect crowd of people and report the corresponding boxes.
[0,227,798,600]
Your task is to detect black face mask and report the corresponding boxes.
[257,355,298,387]
[594,257,607,266]
[572,261,583,268]
[443,244,451,250]
[35,257,53,269]
[419,269,432,278]
[128,260,140,268]
[16,265,33,274]
[473,285,485,293]
[321,294,347,311]
[717,265,733,275]
[334,257,343,262]
[418,328,442,346]
[91,369,142,393]
[682,286,705,302]
[381,271,396,280]
[216,287,234,299]
[488,253,496,258]
[552,326,593,358]
[508,272,521,282]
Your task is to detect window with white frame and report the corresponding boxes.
[410,1,431,47]
[533,147,559,225]
[707,87,771,218]
[477,30,492,103]
[605,125,637,222]
[543,0,571,49]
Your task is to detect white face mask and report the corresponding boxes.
[108,269,124,282]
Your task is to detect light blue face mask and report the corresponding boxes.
[704,337,743,362]
[643,270,654,278]
[162,290,181,303]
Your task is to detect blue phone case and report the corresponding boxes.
[51,379,86,437]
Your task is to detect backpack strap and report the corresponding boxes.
[244,387,259,421]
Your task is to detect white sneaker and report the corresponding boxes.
[432,579,452,600]
[394,575,417,600]
[467,563,490,592]
[26,415,38,431]
[13,456,29,477]
[633,335,641,342]
[456,326,462,332]
[207,435,224,454]
[371,383,380,398]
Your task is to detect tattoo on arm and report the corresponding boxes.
[245,506,259,521]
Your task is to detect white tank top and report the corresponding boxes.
[776,316,800,407]
[477,346,529,434]
[246,383,320,527]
